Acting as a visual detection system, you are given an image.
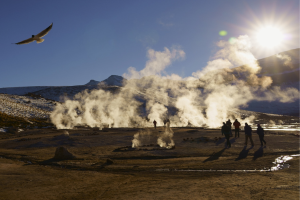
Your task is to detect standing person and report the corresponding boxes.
[244,123,254,146]
[221,122,226,136]
[226,119,233,137]
[222,122,231,148]
[233,119,241,138]
[221,122,231,147]
[257,124,266,146]
[153,120,157,129]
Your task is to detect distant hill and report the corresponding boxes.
[235,48,299,115]
[0,75,126,102]
[0,86,52,96]
[232,48,299,88]
[85,75,127,87]
[0,49,298,116]
[258,48,299,88]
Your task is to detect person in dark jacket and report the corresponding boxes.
[257,124,266,146]
[233,119,241,138]
[221,122,226,135]
[222,122,231,148]
[244,123,254,146]
[153,120,157,129]
[226,119,233,137]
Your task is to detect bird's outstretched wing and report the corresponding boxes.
[14,37,35,45]
[36,23,53,38]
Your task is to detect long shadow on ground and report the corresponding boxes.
[203,148,226,163]
[229,138,236,144]
[215,137,225,146]
[235,146,253,161]
[253,146,264,161]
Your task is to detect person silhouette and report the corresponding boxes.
[222,122,231,148]
[153,120,157,129]
[257,124,266,146]
[226,119,232,137]
[244,123,254,146]
[233,119,241,138]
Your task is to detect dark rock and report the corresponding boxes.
[106,158,113,165]
[54,147,75,160]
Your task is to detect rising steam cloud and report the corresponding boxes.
[50,35,299,129]
[132,122,174,148]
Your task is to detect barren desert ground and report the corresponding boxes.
[0,126,299,200]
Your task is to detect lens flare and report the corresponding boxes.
[228,37,237,44]
[219,30,227,36]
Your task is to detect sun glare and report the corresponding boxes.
[256,26,284,48]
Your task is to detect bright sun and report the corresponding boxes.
[256,26,284,48]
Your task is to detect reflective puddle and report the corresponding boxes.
[156,154,300,172]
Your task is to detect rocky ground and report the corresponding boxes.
[0,126,299,200]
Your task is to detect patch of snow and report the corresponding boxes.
[85,79,100,85]
[100,75,127,87]
[0,128,6,132]
[0,94,54,119]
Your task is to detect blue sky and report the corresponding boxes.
[0,0,299,87]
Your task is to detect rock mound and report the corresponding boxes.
[54,147,75,160]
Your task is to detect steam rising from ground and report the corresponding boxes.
[157,122,174,148]
[132,122,174,148]
[50,35,299,129]
[132,129,154,148]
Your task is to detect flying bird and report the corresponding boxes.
[13,23,53,45]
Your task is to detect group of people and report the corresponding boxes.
[222,119,267,148]
[152,118,267,148]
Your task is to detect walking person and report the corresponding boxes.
[244,123,254,146]
[222,122,231,148]
[153,120,157,129]
[233,119,241,138]
[257,124,266,146]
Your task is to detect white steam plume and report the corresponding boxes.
[132,129,156,148]
[131,122,174,148]
[276,53,293,69]
[157,122,174,148]
[51,36,299,129]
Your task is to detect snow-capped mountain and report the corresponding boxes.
[85,75,127,87]
[0,75,126,102]
[85,79,100,85]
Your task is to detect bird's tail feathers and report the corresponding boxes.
[36,39,44,43]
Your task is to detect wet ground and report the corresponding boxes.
[0,127,299,199]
